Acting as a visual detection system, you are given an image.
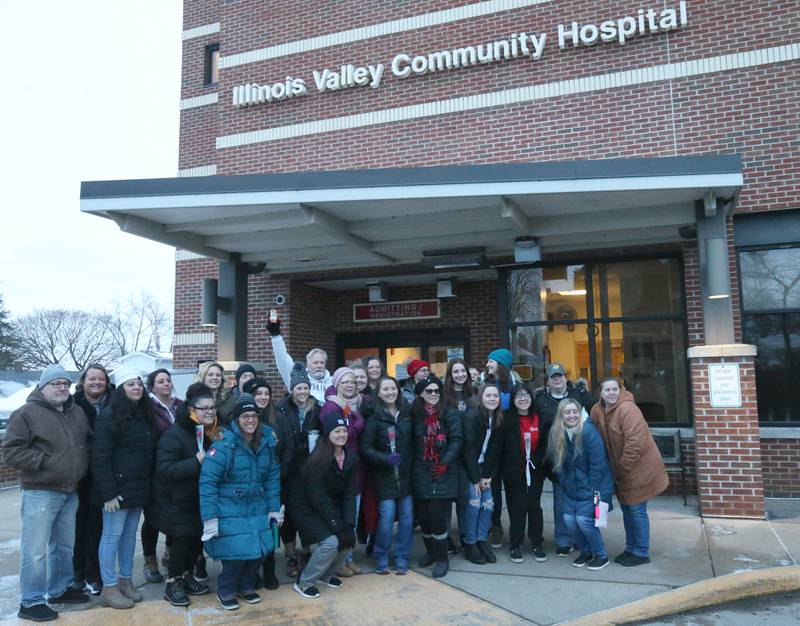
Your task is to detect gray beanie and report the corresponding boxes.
[38,364,71,389]
[289,361,310,390]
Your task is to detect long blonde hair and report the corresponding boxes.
[547,398,585,472]
[194,361,225,398]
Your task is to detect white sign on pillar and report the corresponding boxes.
[708,363,742,408]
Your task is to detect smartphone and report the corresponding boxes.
[269,308,278,323]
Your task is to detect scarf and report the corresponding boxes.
[422,404,443,464]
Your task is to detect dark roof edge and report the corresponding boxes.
[81,154,743,199]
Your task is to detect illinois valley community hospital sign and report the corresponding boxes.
[232,1,689,107]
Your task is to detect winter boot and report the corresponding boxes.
[432,538,449,578]
[143,554,163,583]
[118,577,143,603]
[100,584,134,610]
[463,542,487,565]
[262,552,279,590]
[477,540,497,564]
[418,536,435,568]
[163,578,190,607]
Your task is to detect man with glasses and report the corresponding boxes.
[2,364,92,622]
[533,363,594,557]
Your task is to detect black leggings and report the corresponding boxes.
[168,536,203,579]
[505,473,545,549]
[417,498,452,538]
[141,512,161,556]
[73,482,102,585]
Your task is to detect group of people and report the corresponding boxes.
[2,318,668,622]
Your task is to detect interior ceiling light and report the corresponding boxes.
[557,289,587,296]
[421,247,487,270]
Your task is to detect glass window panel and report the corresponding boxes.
[596,320,689,424]
[743,313,800,422]
[593,258,682,318]
[508,265,588,323]
[739,248,800,311]
[510,323,592,391]
[428,344,464,379]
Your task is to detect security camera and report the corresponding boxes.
[275,294,286,306]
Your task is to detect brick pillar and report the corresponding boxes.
[688,345,764,519]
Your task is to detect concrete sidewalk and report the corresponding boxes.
[0,486,797,625]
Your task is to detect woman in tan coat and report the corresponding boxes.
[590,378,668,567]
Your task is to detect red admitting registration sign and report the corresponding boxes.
[353,299,440,323]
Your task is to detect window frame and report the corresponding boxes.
[204,43,220,87]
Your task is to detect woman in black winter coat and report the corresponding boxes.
[411,375,463,579]
[360,376,413,575]
[270,363,321,577]
[150,383,222,607]
[91,367,157,610]
[289,408,358,599]
[487,383,552,564]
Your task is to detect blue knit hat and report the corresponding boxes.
[488,348,513,369]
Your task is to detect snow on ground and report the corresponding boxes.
[0,381,27,399]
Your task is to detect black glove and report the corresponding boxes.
[336,527,356,550]
[266,319,281,336]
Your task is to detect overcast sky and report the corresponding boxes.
[0,1,182,317]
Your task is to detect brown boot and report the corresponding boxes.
[100,584,135,609]
[118,577,143,603]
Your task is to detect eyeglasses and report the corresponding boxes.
[48,381,71,389]
[423,388,440,395]
[193,406,217,414]
[239,415,260,421]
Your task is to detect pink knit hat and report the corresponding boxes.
[331,367,355,388]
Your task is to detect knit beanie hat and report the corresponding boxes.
[243,377,271,397]
[322,405,349,436]
[406,359,429,379]
[331,367,354,389]
[232,393,259,420]
[112,366,142,388]
[289,362,311,390]
[487,348,513,369]
[38,364,71,389]
[414,374,443,396]
[235,363,256,385]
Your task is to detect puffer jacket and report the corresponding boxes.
[199,421,281,561]
[488,408,553,487]
[553,420,614,518]
[149,393,184,436]
[360,402,413,500]
[271,396,320,482]
[289,450,358,547]
[459,408,498,485]
[410,404,463,499]
[591,389,669,505]
[2,388,91,493]
[90,400,157,508]
[149,408,218,538]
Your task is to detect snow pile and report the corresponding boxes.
[0,381,26,399]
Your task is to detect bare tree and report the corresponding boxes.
[13,309,115,370]
[102,292,172,355]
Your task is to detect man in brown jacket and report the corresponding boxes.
[2,364,92,622]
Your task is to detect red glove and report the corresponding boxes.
[430,463,448,478]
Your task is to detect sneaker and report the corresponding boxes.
[163,579,190,607]
[183,575,210,596]
[143,555,164,583]
[587,556,610,570]
[49,586,90,604]
[556,546,573,557]
[394,565,409,575]
[619,554,651,567]
[325,576,343,588]
[84,581,102,595]
[237,590,261,604]
[293,582,320,599]
[509,546,524,563]
[194,556,209,582]
[572,552,593,567]
[532,545,548,562]
[217,594,239,610]
[375,566,391,575]
[489,525,504,549]
[286,556,300,578]
[18,603,58,622]
[614,551,632,564]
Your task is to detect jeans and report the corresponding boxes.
[218,559,261,600]
[297,535,347,590]
[562,513,607,559]
[345,494,361,565]
[460,484,494,545]
[552,484,572,548]
[19,489,78,607]
[506,475,545,549]
[373,496,413,570]
[621,501,651,557]
[99,507,142,587]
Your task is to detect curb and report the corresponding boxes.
[564,565,800,625]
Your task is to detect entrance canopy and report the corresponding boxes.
[80,155,742,274]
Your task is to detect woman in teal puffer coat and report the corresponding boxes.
[199,394,281,611]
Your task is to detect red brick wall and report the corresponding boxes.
[761,438,800,498]
[690,355,764,517]
[0,464,18,487]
